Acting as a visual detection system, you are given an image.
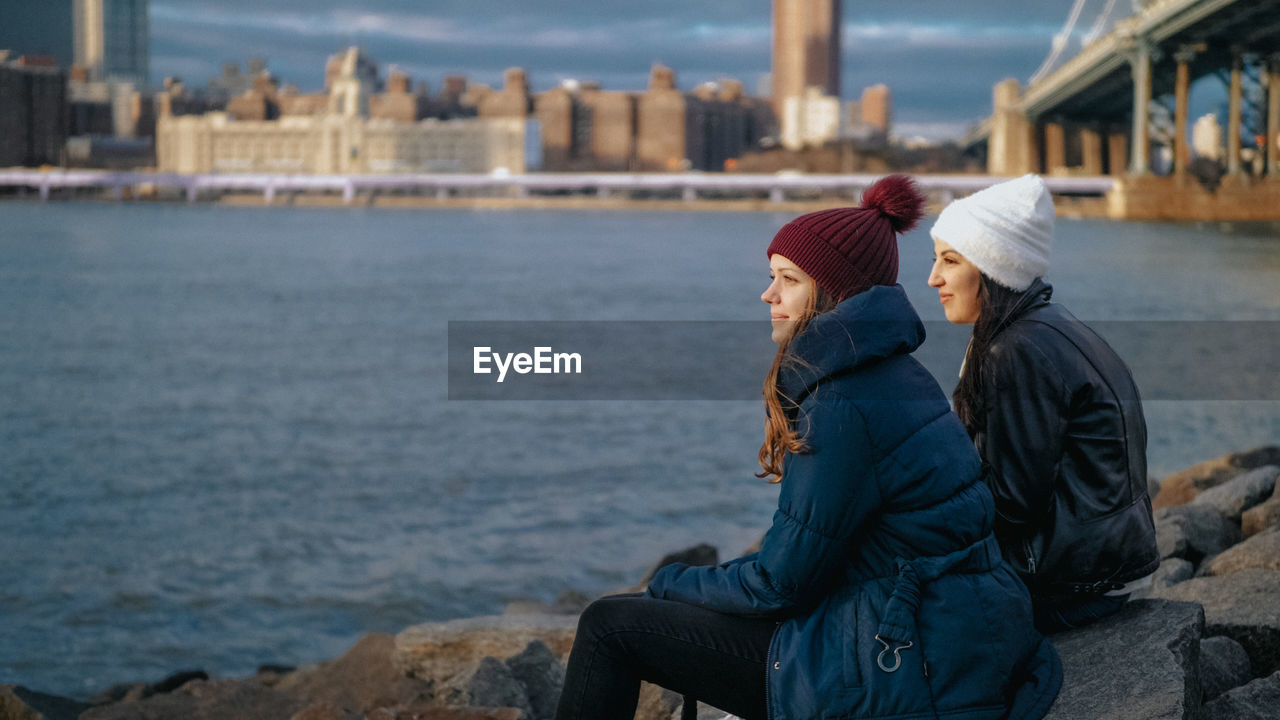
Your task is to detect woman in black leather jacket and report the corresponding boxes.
[926,174,1159,633]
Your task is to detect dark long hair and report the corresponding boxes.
[757,285,839,483]
[953,274,1026,435]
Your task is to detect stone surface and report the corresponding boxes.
[1152,569,1280,677]
[289,702,360,720]
[1,685,91,720]
[394,614,579,685]
[1241,493,1280,538]
[505,590,591,616]
[1203,526,1280,576]
[0,686,43,720]
[463,657,531,717]
[80,678,303,720]
[1190,465,1279,522]
[1154,446,1280,509]
[1133,558,1195,598]
[274,633,431,715]
[1154,504,1241,563]
[1043,599,1203,720]
[1201,671,1280,720]
[397,708,524,720]
[503,642,563,720]
[1200,635,1253,702]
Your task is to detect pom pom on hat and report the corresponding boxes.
[929,174,1054,291]
[767,174,926,301]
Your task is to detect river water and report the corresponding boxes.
[1,201,1276,696]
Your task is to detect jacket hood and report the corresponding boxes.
[779,283,925,400]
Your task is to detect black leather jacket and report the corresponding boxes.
[972,279,1159,593]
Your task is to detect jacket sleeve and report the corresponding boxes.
[646,393,881,617]
[980,333,1068,532]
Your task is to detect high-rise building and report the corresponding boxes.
[73,0,148,86]
[771,0,841,117]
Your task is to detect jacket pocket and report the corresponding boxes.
[841,590,862,688]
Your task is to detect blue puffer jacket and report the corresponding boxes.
[647,285,1062,720]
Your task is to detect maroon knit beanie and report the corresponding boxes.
[766,175,926,302]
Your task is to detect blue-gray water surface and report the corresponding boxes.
[1,201,1277,697]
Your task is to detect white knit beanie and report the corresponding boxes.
[929,174,1054,291]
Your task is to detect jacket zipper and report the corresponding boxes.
[764,621,781,720]
[1023,538,1037,575]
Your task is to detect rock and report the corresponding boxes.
[394,614,579,686]
[504,642,564,720]
[1203,527,1280,576]
[640,544,719,585]
[1154,504,1241,563]
[505,589,592,616]
[1148,475,1161,499]
[1189,465,1279,522]
[1201,671,1280,720]
[463,657,531,717]
[0,685,91,720]
[635,684,681,720]
[274,633,431,715]
[1241,491,1280,538]
[1200,635,1253,702]
[1152,569,1280,677]
[1043,599,1203,720]
[396,707,524,720]
[1138,558,1194,596]
[80,677,303,720]
[1154,446,1280,509]
[289,702,360,720]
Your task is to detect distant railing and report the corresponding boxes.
[0,169,1116,204]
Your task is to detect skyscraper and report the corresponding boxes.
[73,0,148,86]
[771,0,841,117]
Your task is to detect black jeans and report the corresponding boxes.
[1033,593,1129,634]
[554,593,777,720]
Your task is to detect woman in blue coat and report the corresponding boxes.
[554,176,1061,720]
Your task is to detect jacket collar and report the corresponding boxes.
[779,284,925,401]
[992,277,1054,336]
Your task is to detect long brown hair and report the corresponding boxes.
[952,274,1025,434]
[757,284,839,483]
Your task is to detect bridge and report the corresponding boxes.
[968,0,1280,220]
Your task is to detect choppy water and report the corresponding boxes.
[1,201,1276,697]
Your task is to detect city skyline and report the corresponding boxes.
[147,1,1076,142]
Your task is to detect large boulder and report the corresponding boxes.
[80,677,303,720]
[1152,570,1280,677]
[1201,671,1280,720]
[1202,527,1280,577]
[1154,505,1241,563]
[394,614,579,685]
[273,633,431,715]
[1241,482,1280,537]
[1199,636,1253,702]
[1043,599,1203,720]
[1133,558,1195,598]
[0,685,89,720]
[503,642,563,720]
[1189,465,1279,522]
[1154,446,1280,509]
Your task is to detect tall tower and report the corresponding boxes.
[73,0,149,85]
[771,0,841,117]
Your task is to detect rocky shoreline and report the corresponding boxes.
[4,447,1279,720]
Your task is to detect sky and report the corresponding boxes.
[147,1,1114,142]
